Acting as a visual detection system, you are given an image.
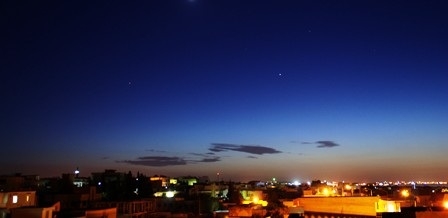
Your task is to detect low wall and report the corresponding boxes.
[85,207,117,218]
[297,197,380,216]
[416,211,448,218]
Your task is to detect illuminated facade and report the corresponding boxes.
[284,196,400,216]
[150,175,169,187]
[10,202,59,218]
[240,190,268,207]
[0,191,36,209]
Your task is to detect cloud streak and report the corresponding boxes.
[316,141,340,148]
[119,142,282,167]
[119,156,187,167]
[119,152,222,167]
[195,157,221,163]
[209,143,281,155]
[299,140,340,148]
[145,149,167,153]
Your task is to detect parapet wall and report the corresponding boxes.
[416,211,448,218]
[297,196,380,216]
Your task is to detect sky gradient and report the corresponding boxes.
[2,0,448,182]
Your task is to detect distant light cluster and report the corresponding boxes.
[375,181,448,186]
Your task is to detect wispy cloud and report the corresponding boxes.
[120,151,222,167]
[209,143,281,155]
[316,141,340,148]
[298,140,340,148]
[145,149,167,153]
[195,157,221,163]
[120,142,282,167]
[119,156,187,167]
[189,152,209,157]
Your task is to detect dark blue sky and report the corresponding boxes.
[2,0,448,182]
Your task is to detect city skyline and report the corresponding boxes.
[2,1,448,182]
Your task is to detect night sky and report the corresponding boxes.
[2,0,448,182]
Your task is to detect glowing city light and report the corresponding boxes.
[253,196,259,204]
[444,201,448,209]
[166,191,175,198]
[323,188,330,196]
[401,190,410,198]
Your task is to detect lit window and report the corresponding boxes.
[26,195,30,202]
[12,195,18,204]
